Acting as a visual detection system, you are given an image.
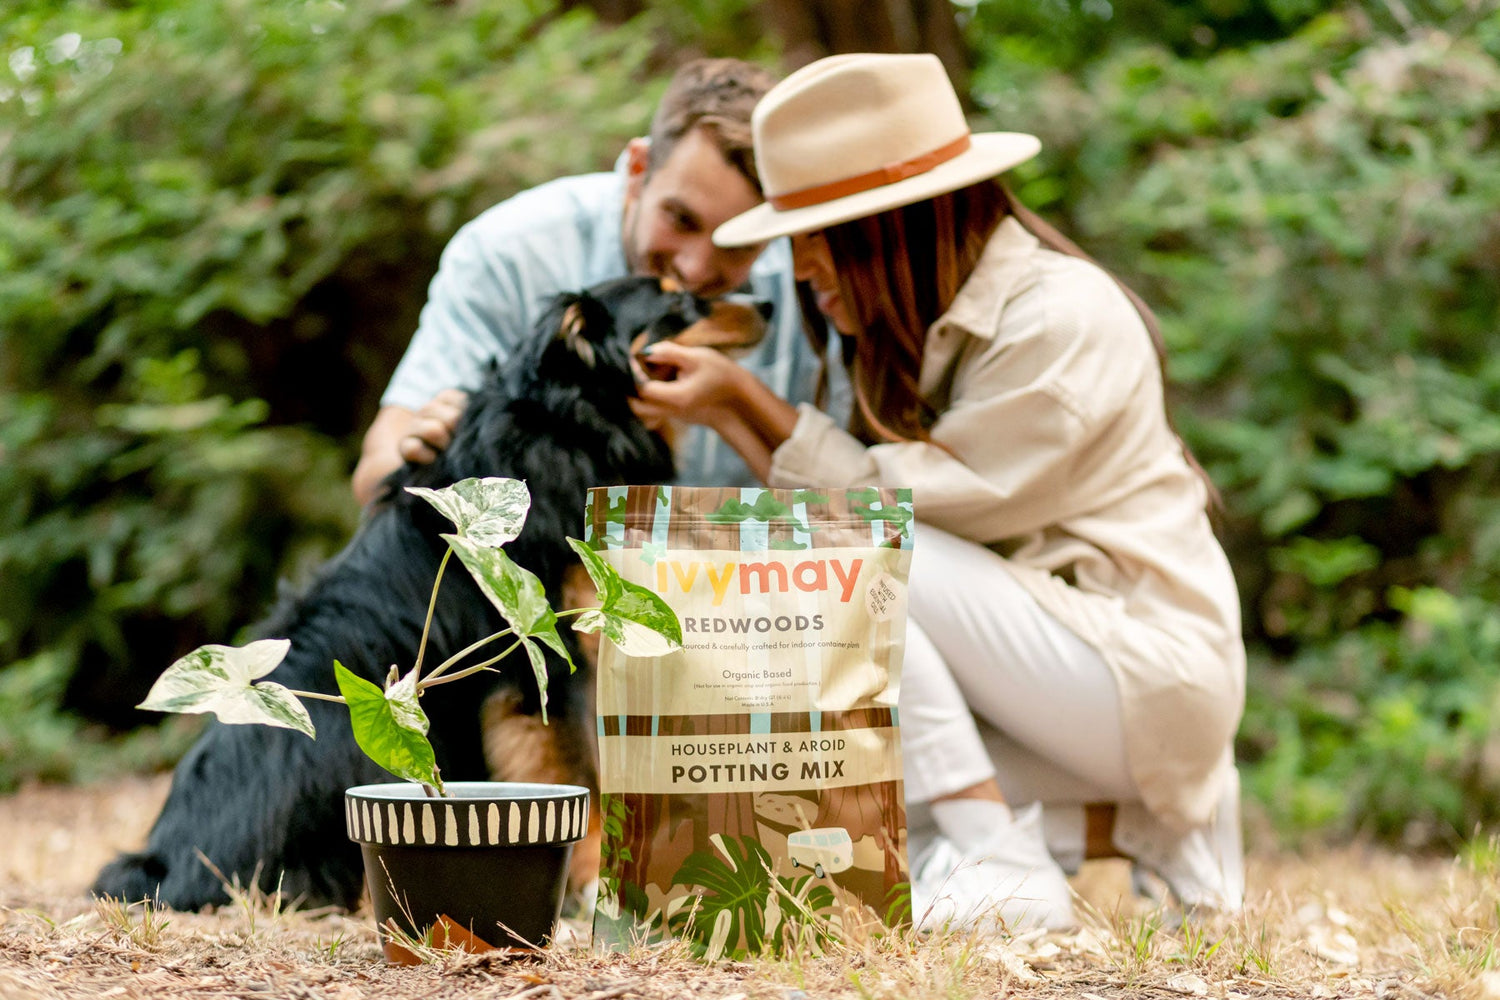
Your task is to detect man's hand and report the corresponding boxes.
[352,389,469,506]
[399,389,469,464]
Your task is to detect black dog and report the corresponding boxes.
[92,276,767,909]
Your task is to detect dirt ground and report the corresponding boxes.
[1,775,1496,999]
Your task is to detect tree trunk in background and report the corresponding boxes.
[561,0,969,95]
[758,0,968,92]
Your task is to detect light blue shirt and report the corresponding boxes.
[382,158,846,487]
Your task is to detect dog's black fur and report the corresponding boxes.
[92,277,717,909]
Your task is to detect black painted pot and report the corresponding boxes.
[344,781,590,963]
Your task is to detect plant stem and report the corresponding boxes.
[418,607,593,689]
[284,689,347,704]
[411,547,453,680]
[421,627,518,684]
[418,639,524,690]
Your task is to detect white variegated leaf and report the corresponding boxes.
[573,610,679,659]
[137,639,314,737]
[565,539,682,656]
[406,477,531,547]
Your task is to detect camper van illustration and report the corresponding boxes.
[786,827,854,878]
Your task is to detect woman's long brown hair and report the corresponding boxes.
[801,178,1217,500]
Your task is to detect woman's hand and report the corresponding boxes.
[630,341,746,431]
[631,341,800,484]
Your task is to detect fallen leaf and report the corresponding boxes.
[976,941,1043,984]
[1165,972,1209,996]
[1304,924,1360,966]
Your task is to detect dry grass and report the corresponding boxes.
[2,776,1497,999]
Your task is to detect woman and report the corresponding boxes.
[632,53,1245,933]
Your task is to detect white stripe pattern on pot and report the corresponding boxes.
[345,790,588,847]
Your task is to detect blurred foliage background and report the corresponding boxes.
[2,0,1497,852]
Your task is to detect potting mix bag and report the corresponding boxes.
[585,486,912,957]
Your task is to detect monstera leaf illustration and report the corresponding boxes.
[671,834,774,957]
[669,834,835,958]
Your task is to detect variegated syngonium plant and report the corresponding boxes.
[136,477,681,796]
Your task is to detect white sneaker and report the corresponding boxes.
[910,802,1078,933]
[1113,767,1245,912]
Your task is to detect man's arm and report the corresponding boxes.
[351,390,468,506]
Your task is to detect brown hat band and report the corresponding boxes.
[768,133,972,212]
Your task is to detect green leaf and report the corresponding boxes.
[567,537,682,655]
[137,639,314,738]
[334,661,440,789]
[406,477,531,547]
[444,533,572,721]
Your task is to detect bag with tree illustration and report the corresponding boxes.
[584,485,912,957]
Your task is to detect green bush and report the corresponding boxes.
[0,0,660,788]
[970,8,1500,844]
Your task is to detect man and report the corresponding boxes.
[352,58,840,504]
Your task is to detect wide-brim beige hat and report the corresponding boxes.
[714,53,1040,248]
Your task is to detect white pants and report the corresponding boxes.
[899,524,1140,808]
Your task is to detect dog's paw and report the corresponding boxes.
[91,852,170,906]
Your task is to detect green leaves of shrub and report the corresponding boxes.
[0,0,660,790]
[967,8,1500,845]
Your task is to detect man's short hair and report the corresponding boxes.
[647,58,778,193]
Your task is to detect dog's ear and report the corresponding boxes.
[554,292,614,369]
[559,303,596,369]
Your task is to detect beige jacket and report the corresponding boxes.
[768,217,1245,831]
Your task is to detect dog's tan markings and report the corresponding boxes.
[482,691,572,787]
[559,302,597,368]
[561,563,601,668]
[627,300,769,360]
[695,300,771,353]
